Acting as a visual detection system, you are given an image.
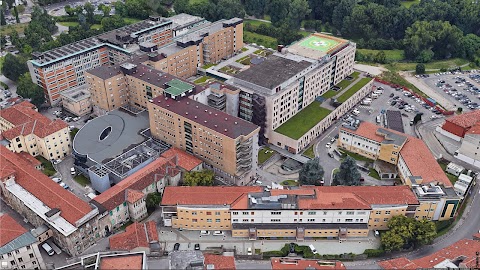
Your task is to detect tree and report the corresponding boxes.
[13,6,19,23]
[268,0,290,26]
[287,0,311,29]
[146,192,162,210]
[381,216,436,252]
[331,0,355,31]
[97,3,111,17]
[101,15,127,31]
[184,170,215,186]
[17,73,45,107]
[413,113,422,124]
[1,53,28,81]
[374,50,387,63]
[0,9,6,25]
[415,63,425,74]
[84,2,95,24]
[64,4,75,17]
[245,0,267,18]
[299,157,325,186]
[332,156,361,186]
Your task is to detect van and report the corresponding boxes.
[309,244,318,254]
[376,115,381,123]
[42,243,55,256]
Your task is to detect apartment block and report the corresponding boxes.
[0,101,71,160]
[60,86,92,116]
[161,186,420,240]
[148,94,260,184]
[0,147,106,256]
[0,214,46,270]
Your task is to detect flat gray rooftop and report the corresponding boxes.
[234,55,311,90]
[73,109,150,164]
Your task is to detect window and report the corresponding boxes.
[215,212,221,215]
[26,246,30,250]
[374,218,379,222]
[206,219,212,223]
[338,211,342,215]
[215,219,220,222]
[206,212,212,215]
[18,258,23,263]
[192,219,197,223]
[375,211,381,215]
[345,219,353,222]
[242,219,249,222]
[270,219,281,222]
[384,218,389,222]
[385,211,391,215]
[307,219,315,222]
[346,211,354,215]
[242,212,248,215]
[232,219,238,222]
[232,212,238,215]
[308,211,316,215]
[192,212,197,215]
[29,254,34,259]
[271,212,281,215]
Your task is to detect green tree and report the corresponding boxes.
[299,157,325,186]
[415,63,425,74]
[146,192,162,210]
[215,0,245,20]
[84,2,95,23]
[97,3,111,17]
[101,15,127,31]
[374,50,387,63]
[245,0,267,18]
[13,6,19,23]
[287,0,311,29]
[173,0,189,14]
[0,9,6,25]
[381,230,405,252]
[1,53,28,81]
[64,4,75,17]
[331,0,355,31]
[184,170,215,186]
[332,156,361,186]
[381,216,436,252]
[17,73,45,107]
[268,0,290,26]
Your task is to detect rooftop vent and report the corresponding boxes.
[224,129,228,132]
[186,112,188,115]
[186,102,189,105]
[205,110,208,112]
[194,116,197,119]
[196,105,199,108]
[225,118,228,121]
[235,122,238,125]
[214,125,218,127]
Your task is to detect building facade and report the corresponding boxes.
[454,125,480,168]
[60,86,92,116]
[0,101,71,160]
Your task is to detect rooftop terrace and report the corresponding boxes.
[288,33,349,60]
[336,77,373,103]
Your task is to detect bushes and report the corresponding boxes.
[262,250,285,257]
[364,249,385,258]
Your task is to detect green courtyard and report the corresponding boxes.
[275,102,332,140]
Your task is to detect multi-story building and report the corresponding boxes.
[28,17,174,104]
[0,214,46,270]
[160,185,421,239]
[0,147,106,256]
[56,251,147,270]
[59,86,92,116]
[271,258,345,270]
[148,93,260,184]
[0,101,71,160]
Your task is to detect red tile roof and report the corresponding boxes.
[399,137,451,187]
[161,186,263,206]
[18,152,42,167]
[0,214,28,246]
[271,258,346,270]
[445,110,480,129]
[94,157,180,211]
[341,121,385,142]
[0,101,68,140]
[109,221,158,251]
[204,254,236,270]
[298,189,371,210]
[466,123,480,135]
[378,239,480,269]
[99,254,144,270]
[126,189,145,204]
[161,147,202,171]
[0,146,93,224]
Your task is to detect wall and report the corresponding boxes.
[172,207,231,230]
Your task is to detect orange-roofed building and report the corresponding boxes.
[0,146,105,256]
[0,101,71,160]
[378,239,480,269]
[204,254,236,270]
[271,258,345,270]
[0,214,46,270]
[161,147,203,172]
[109,221,159,254]
[440,110,480,139]
[92,156,181,231]
[455,122,480,169]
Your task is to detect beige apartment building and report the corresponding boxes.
[60,86,92,116]
[0,101,71,160]
[148,94,260,184]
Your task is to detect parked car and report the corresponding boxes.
[247,247,252,255]
[325,142,331,148]
[200,231,210,236]
[70,167,76,175]
[174,243,180,251]
[52,177,61,183]
[42,243,55,256]
[52,159,61,165]
[328,152,334,158]
[194,244,200,250]
[309,244,318,254]
[213,231,225,236]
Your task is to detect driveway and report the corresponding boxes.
[52,155,91,202]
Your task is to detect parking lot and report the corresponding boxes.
[421,71,480,111]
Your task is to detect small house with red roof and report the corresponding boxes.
[439,110,480,140]
[109,221,159,254]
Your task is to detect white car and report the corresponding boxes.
[70,167,76,175]
[326,143,331,148]
[247,247,252,255]
[52,177,61,183]
[309,244,318,254]
[52,159,62,165]
[200,231,210,236]
[213,231,225,236]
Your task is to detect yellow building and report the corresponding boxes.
[60,86,92,116]
[0,101,71,160]
[161,186,420,240]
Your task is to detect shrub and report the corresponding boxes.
[262,250,285,257]
[364,248,385,257]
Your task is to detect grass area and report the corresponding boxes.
[91,24,102,30]
[401,0,420,8]
[299,30,311,37]
[275,102,332,140]
[59,21,79,27]
[303,145,315,159]
[337,78,373,103]
[236,55,251,65]
[281,180,299,186]
[0,23,28,35]
[123,17,142,24]
[36,156,56,177]
[0,56,4,73]
[438,162,458,184]
[336,78,356,90]
[339,149,374,163]
[351,71,360,79]
[193,76,214,84]
[380,69,427,98]
[369,168,381,180]
[70,128,79,141]
[0,81,8,90]
[244,31,278,49]
[321,90,337,99]
[258,147,276,165]
[74,175,90,186]
[244,19,271,27]
[189,0,208,4]
[389,58,470,71]
[358,49,406,62]
[219,65,239,75]
[201,63,217,69]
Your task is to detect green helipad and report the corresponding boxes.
[298,35,340,52]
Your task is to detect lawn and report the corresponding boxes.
[281,180,299,186]
[337,78,373,103]
[303,145,315,159]
[59,21,79,27]
[438,162,458,185]
[36,156,56,177]
[243,31,278,49]
[201,63,217,69]
[0,23,28,35]
[401,0,420,8]
[275,102,332,140]
[91,24,102,30]
[380,69,428,98]
[0,56,5,75]
[193,76,214,84]
[123,17,142,24]
[236,55,251,65]
[369,168,381,180]
[258,147,276,165]
[339,149,374,163]
[244,19,271,27]
[336,78,355,90]
[388,58,470,71]
[241,47,249,52]
[357,49,406,62]
[321,90,337,99]
[74,175,90,186]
